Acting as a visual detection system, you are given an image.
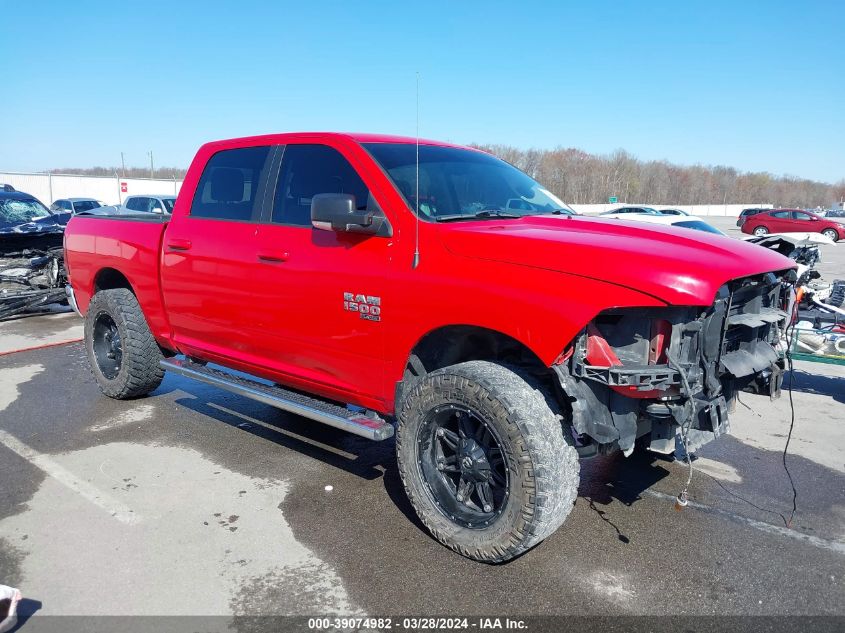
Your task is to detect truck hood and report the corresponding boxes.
[439,215,795,305]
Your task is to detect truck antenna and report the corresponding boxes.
[412,72,421,269]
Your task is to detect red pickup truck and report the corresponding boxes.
[64,132,795,562]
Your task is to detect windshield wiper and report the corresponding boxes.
[532,209,572,216]
[434,210,523,222]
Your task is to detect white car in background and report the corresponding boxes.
[602,211,726,235]
[124,195,176,214]
[599,205,662,219]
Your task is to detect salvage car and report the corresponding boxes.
[49,198,108,224]
[64,133,796,562]
[605,212,725,235]
[736,207,770,227]
[741,208,845,241]
[0,187,67,319]
[599,205,661,217]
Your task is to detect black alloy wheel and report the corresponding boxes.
[417,404,509,528]
[92,312,123,379]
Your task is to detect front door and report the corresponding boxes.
[789,210,816,231]
[252,143,392,407]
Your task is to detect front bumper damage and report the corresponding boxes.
[555,271,792,457]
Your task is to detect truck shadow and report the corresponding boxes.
[171,381,394,482]
[171,385,430,532]
[578,451,673,544]
[784,368,845,404]
[166,375,677,541]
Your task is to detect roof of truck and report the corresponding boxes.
[204,132,474,150]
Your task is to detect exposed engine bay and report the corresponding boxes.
[0,227,67,320]
[554,270,793,459]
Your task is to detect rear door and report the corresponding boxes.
[765,210,791,232]
[160,144,279,363]
[251,142,391,404]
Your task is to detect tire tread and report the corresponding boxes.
[396,360,579,563]
[85,288,164,399]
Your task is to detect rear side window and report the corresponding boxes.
[272,144,370,226]
[770,210,790,218]
[74,200,100,212]
[191,145,274,221]
[125,197,146,211]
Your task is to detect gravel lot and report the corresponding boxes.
[0,216,842,630]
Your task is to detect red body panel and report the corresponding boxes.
[64,132,796,415]
[63,218,171,347]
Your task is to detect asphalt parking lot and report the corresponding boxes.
[1,216,843,624]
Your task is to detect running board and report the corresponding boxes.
[160,358,394,441]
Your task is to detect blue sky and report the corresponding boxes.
[1,0,842,182]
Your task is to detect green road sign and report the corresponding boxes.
[608,196,618,203]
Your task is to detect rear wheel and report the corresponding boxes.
[822,228,839,242]
[84,288,164,399]
[753,226,769,236]
[396,361,579,563]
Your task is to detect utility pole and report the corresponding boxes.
[148,151,154,179]
[120,152,126,177]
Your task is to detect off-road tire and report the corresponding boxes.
[84,288,164,399]
[396,360,579,562]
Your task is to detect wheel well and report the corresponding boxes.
[396,325,552,407]
[94,268,134,294]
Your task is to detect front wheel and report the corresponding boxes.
[396,361,579,562]
[753,226,769,236]
[822,229,839,242]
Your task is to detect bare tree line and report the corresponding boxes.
[50,146,845,208]
[474,145,845,208]
[49,166,188,180]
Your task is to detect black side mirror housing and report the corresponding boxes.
[311,193,391,237]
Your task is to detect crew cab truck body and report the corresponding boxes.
[64,132,795,562]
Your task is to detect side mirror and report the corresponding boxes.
[311,193,390,236]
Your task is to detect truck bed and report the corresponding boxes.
[64,214,172,344]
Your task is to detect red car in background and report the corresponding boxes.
[740,208,845,241]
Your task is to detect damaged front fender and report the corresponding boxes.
[555,271,792,457]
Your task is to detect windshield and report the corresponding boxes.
[73,200,101,212]
[0,198,52,223]
[364,143,571,220]
[162,198,176,213]
[674,220,725,235]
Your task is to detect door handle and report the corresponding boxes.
[257,251,289,263]
[167,239,192,251]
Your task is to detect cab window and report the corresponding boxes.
[125,197,146,211]
[74,200,100,213]
[191,145,274,221]
[271,144,370,226]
